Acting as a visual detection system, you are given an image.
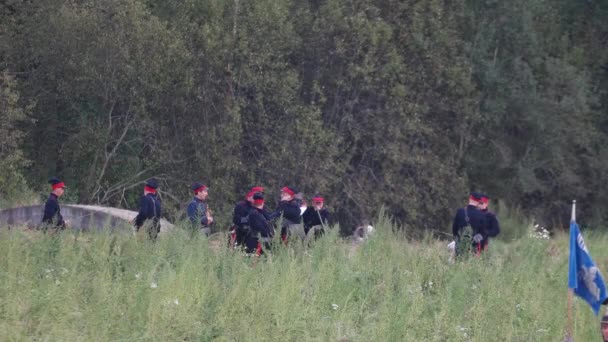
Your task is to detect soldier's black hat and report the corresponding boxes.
[191,182,207,193]
[250,186,264,193]
[144,178,159,192]
[245,186,264,199]
[469,192,483,201]
[312,194,324,203]
[48,177,66,189]
[281,186,299,196]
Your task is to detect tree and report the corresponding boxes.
[0,72,31,203]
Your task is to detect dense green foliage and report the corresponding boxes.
[1,0,607,231]
[0,72,31,206]
[0,220,606,341]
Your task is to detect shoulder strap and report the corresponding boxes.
[464,207,470,225]
[148,195,157,218]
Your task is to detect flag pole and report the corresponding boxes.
[566,200,576,341]
[571,199,576,223]
[567,289,574,340]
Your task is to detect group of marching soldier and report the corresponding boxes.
[41,177,330,255]
[42,177,501,256]
[185,181,332,255]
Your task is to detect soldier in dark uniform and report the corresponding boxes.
[478,194,500,250]
[452,192,488,256]
[187,182,213,237]
[41,177,67,231]
[246,192,274,256]
[302,194,330,239]
[230,186,264,248]
[275,186,304,243]
[133,178,162,240]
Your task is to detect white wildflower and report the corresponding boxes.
[150,282,158,289]
[456,325,469,338]
[135,272,142,279]
[55,279,61,285]
[516,303,522,311]
[447,240,456,251]
[174,299,179,305]
[61,268,69,274]
[529,224,550,240]
[366,225,374,234]
[331,303,339,310]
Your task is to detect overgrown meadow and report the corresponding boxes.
[1,217,606,341]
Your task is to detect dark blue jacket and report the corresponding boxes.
[275,200,302,224]
[134,193,161,228]
[302,207,330,229]
[452,205,488,239]
[187,197,209,227]
[249,207,273,238]
[483,210,500,238]
[42,193,65,228]
[233,200,252,227]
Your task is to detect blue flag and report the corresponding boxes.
[568,220,608,315]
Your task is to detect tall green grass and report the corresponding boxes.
[0,218,606,341]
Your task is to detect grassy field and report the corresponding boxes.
[1,218,607,341]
